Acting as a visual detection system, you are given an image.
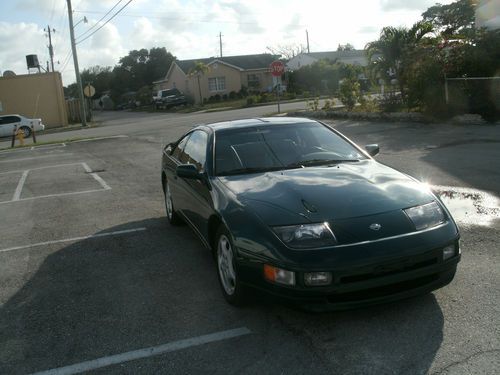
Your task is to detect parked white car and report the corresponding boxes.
[0,114,45,138]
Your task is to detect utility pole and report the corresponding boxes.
[45,25,55,72]
[66,0,87,127]
[219,32,223,58]
[306,30,310,54]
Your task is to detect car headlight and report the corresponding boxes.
[404,201,445,231]
[273,222,337,249]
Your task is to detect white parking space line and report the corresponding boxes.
[0,154,74,164]
[82,162,111,190]
[31,327,251,375]
[0,227,147,254]
[0,143,66,154]
[0,162,112,204]
[0,162,82,175]
[12,170,29,201]
[71,135,128,143]
[0,188,112,205]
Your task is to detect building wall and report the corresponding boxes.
[205,63,242,99]
[241,69,274,92]
[0,72,68,128]
[167,64,190,94]
[164,62,275,104]
[180,63,243,104]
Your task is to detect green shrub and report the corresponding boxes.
[259,93,269,103]
[338,79,361,111]
[246,95,258,106]
[356,96,379,112]
[307,97,320,111]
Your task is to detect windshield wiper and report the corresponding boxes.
[291,159,360,167]
[218,166,284,176]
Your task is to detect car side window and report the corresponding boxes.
[181,130,208,171]
[171,135,190,160]
[1,116,19,124]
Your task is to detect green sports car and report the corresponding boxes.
[161,117,460,310]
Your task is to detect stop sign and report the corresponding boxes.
[270,60,285,77]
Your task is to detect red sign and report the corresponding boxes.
[270,60,285,77]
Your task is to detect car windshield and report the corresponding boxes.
[161,89,180,97]
[215,122,366,176]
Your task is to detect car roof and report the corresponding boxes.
[199,117,318,132]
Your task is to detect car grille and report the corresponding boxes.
[327,274,439,303]
[339,257,438,284]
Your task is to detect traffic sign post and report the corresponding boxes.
[270,61,285,113]
[84,83,95,121]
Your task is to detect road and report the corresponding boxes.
[1,100,332,150]
[0,109,498,374]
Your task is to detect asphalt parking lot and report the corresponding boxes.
[0,118,499,374]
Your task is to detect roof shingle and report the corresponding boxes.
[175,53,279,74]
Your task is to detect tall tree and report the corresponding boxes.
[337,43,355,51]
[188,62,209,105]
[116,48,175,91]
[422,0,477,39]
[365,21,433,101]
[266,44,305,59]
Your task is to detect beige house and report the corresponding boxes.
[153,54,279,104]
[0,72,68,128]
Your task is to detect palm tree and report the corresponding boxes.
[188,62,209,105]
[365,21,434,100]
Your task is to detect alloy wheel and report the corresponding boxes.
[217,234,236,295]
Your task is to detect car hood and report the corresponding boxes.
[217,160,434,225]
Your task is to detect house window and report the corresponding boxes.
[208,76,226,92]
[247,74,260,89]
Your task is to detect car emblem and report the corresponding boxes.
[369,223,382,231]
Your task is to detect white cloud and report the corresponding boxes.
[1,0,459,85]
[0,22,47,75]
[380,0,441,12]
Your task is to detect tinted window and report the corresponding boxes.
[181,130,208,170]
[215,122,365,175]
[162,88,181,97]
[0,116,20,124]
[171,135,190,160]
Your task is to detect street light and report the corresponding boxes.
[73,16,88,28]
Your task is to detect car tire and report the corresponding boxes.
[165,181,182,225]
[20,126,31,138]
[215,225,246,306]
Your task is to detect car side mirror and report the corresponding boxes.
[365,144,380,157]
[176,164,201,179]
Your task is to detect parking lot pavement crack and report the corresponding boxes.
[430,348,500,375]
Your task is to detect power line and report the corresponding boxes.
[76,0,133,45]
[75,0,123,40]
[60,50,73,72]
[73,10,306,27]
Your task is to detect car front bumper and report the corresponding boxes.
[237,238,460,311]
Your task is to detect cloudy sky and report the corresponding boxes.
[0,0,456,86]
